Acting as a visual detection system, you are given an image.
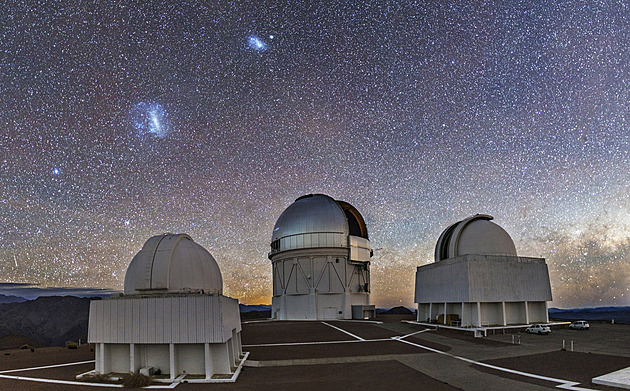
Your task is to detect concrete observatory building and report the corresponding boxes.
[415,215,552,328]
[269,194,375,320]
[88,234,244,382]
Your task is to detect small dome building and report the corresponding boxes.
[88,234,245,383]
[434,215,517,261]
[123,234,223,295]
[269,194,375,320]
[415,215,552,330]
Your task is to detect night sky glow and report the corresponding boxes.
[2,2,630,308]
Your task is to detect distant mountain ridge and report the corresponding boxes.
[549,306,630,324]
[0,283,118,300]
[239,304,271,312]
[376,306,414,314]
[0,294,29,304]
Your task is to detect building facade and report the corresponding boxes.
[88,234,244,382]
[269,194,375,320]
[415,215,552,327]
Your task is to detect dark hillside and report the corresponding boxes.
[0,296,92,347]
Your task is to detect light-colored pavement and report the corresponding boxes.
[380,320,630,390]
[396,353,557,391]
[484,323,630,358]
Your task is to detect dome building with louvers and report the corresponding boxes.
[415,215,552,330]
[87,234,245,383]
[269,194,375,320]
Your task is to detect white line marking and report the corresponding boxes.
[145,376,181,389]
[145,383,179,389]
[333,319,383,324]
[242,319,275,324]
[396,338,596,391]
[0,374,182,389]
[321,322,365,341]
[177,351,249,384]
[244,338,393,347]
[0,374,124,387]
[396,328,433,340]
[0,360,95,374]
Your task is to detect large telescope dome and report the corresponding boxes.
[270,194,368,256]
[435,214,517,262]
[269,194,374,320]
[124,234,223,295]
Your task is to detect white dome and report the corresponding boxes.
[124,234,223,295]
[435,214,517,262]
[272,194,349,242]
[270,194,369,256]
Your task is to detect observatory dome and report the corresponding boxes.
[124,234,223,295]
[434,214,517,262]
[270,194,368,255]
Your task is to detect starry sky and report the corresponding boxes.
[1,1,629,308]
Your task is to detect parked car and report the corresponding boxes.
[569,320,590,330]
[526,324,551,335]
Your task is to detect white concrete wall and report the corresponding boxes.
[88,295,241,344]
[177,344,205,375]
[271,248,371,320]
[528,301,548,323]
[462,302,479,327]
[419,300,547,327]
[140,345,170,374]
[209,343,231,375]
[281,294,315,320]
[417,303,430,322]
[479,302,503,326]
[505,302,527,324]
[273,291,369,320]
[94,336,243,377]
[275,256,348,295]
[415,255,552,304]
[414,258,469,303]
[467,257,552,302]
[108,344,129,373]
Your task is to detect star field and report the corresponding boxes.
[1,1,630,307]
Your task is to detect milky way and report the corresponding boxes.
[1,1,629,307]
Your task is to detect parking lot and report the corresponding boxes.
[485,322,630,358]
